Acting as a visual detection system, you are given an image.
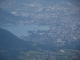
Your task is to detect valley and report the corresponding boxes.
[0,0,80,60]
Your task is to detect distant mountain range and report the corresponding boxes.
[0,0,80,25]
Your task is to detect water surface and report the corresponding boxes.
[0,25,49,37]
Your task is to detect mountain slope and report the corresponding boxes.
[1,0,80,25]
[0,28,36,60]
[0,8,21,25]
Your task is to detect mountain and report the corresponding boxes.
[0,8,22,25]
[0,0,80,60]
[0,0,80,25]
[0,28,60,60]
[0,28,36,60]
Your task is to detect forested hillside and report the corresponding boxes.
[0,28,36,60]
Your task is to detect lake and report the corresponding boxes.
[0,25,49,37]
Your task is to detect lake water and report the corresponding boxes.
[0,25,49,37]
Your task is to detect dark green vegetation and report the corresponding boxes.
[0,28,37,60]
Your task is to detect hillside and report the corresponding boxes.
[0,0,80,60]
[0,28,36,60]
[0,0,80,25]
[0,8,22,25]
